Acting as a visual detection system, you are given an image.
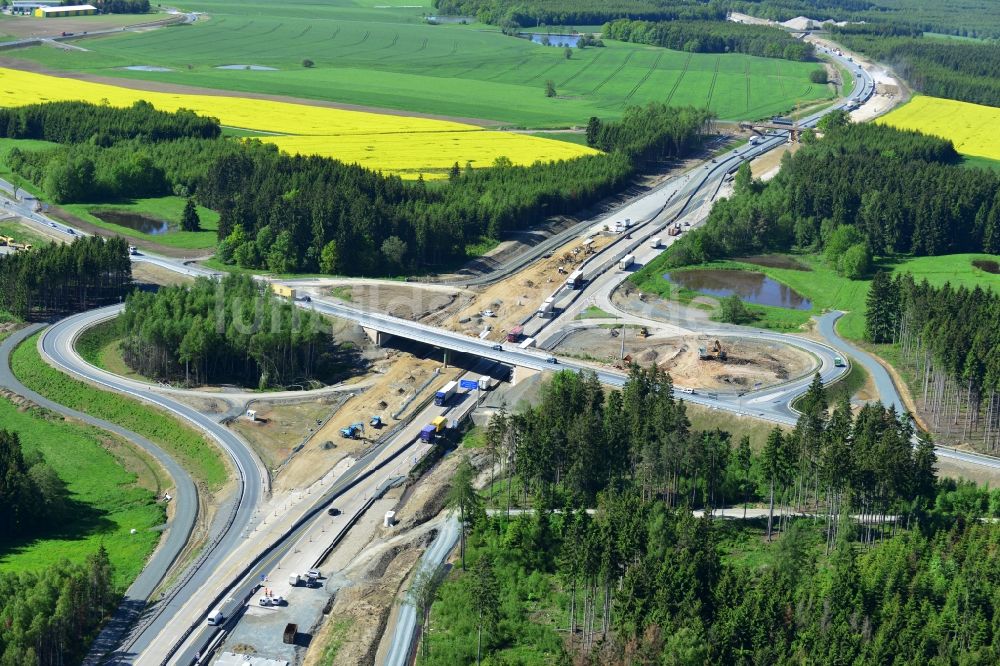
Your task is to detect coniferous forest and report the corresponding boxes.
[8,101,710,276]
[421,367,1000,665]
[0,236,132,321]
[432,0,725,28]
[603,18,815,61]
[116,274,348,388]
[831,29,1000,108]
[866,272,1000,453]
[0,549,117,664]
[0,430,119,664]
[664,116,1000,268]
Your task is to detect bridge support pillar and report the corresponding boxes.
[512,365,539,387]
[362,327,390,347]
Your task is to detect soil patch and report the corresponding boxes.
[554,328,817,391]
[736,254,812,271]
[330,284,470,324]
[231,394,353,473]
[448,234,615,340]
[132,260,196,287]
[216,64,278,71]
[973,259,1000,274]
[122,65,173,72]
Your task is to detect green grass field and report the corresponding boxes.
[76,318,149,381]
[0,397,163,588]
[633,253,1000,340]
[964,155,1000,173]
[12,332,229,490]
[0,137,57,197]
[2,0,834,128]
[62,196,220,250]
[0,220,51,247]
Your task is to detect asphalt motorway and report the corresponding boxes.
[0,325,199,663]
[39,308,270,661]
[445,48,874,289]
[172,361,495,665]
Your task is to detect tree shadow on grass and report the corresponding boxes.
[0,486,118,563]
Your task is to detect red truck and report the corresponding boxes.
[506,325,523,343]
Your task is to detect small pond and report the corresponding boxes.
[94,210,170,236]
[521,32,581,47]
[664,269,813,310]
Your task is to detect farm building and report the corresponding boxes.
[34,4,97,17]
[10,0,62,15]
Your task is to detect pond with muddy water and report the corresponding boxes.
[665,269,812,310]
[93,210,170,235]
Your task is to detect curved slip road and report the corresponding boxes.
[48,303,368,406]
[38,311,270,661]
[817,312,1000,470]
[383,516,460,666]
[0,325,198,663]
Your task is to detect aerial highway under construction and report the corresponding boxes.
[5,40,996,666]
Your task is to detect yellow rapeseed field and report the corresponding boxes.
[877,95,1000,162]
[0,67,597,177]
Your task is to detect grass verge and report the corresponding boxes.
[75,318,148,381]
[791,361,869,412]
[11,332,228,490]
[685,402,789,451]
[0,396,163,588]
[461,426,484,449]
[575,305,617,320]
[0,220,52,248]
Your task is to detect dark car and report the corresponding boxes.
[546,356,558,364]
[491,344,503,351]
[327,507,341,516]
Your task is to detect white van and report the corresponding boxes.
[207,608,225,626]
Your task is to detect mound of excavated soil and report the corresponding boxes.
[554,328,817,391]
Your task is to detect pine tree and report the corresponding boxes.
[737,435,752,518]
[762,427,788,542]
[447,456,480,570]
[865,271,900,343]
[472,554,500,664]
[586,116,601,146]
[800,372,828,417]
[180,196,201,232]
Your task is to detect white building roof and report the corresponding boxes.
[38,4,97,12]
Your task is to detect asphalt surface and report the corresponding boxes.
[816,312,1000,470]
[39,308,270,661]
[383,516,460,666]
[0,325,198,663]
